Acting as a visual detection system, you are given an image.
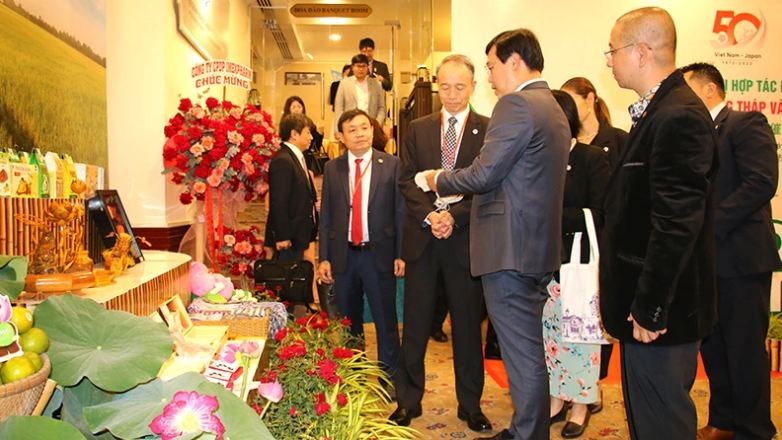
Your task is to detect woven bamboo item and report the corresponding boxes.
[0,354,52,422]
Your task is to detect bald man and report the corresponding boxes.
[600,7,717,439]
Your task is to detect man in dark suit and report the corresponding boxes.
[317,109,405,382]
[390,54,491,432]
[683,62,779,440]
[359,37,392,91]
[600,8,717,439]
[264,113,318,261]
[425,29,570,440]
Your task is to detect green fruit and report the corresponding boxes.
[1,356,35,384]
[205,292,227,304]
[23,351,43,371]
[19,327,49,354]
[10,306,34,334]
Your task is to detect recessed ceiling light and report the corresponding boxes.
[329,33,342,41]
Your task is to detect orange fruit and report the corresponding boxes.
[19,327,49,354]
[10,306,34,334]
[0,356,35,384]
[23,351,43,372]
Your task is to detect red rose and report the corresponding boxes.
[205,97,219,109]
[336,393,348,407]
[178,98,193,112]
[209,147,227,161]
[194,164,211,179]
[187,126,203,140]
[332,347,353,359]
[162,146,178,162]
[170,113,185,127]
[171,173,184,184]
[164,125,178,138]
[222,100,234,111]
[175,154,188,171]
[179,193,193,204]
[173,134,190,150]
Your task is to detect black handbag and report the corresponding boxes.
[253,259,314,304]
[316,280,340,318]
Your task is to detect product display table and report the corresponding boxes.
[18,250,192,316]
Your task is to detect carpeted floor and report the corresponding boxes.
[364,321,782,440]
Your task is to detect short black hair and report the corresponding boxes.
[279,113,312,142]
[337,109,371,133]
[351,53,370,65]
[359,38,375,50]
[681,62,726,98]
[485,28,544,72]
[552,90,581,138]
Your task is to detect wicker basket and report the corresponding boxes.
[0,354,51,422]
[197,314,270,339]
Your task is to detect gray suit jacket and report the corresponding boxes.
[318,150,404,273]
[437,81,570,276]
[333,76,386,132]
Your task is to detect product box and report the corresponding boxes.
[10,162,37,198]
[0,150,11,196]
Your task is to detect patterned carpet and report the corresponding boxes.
[364,321,782,439]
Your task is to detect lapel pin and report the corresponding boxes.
[567,165,572,171]
[378,158,384,164]
[472,128,478,135]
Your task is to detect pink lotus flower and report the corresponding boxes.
[258,380,284,403]
[149,391,224,440]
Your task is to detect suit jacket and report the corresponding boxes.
[329,80,341,111]
[399,111,489,265]
[437,81,570,276]
[370,59,392,91]
[333,76,385,133]
[562,142,610,263]
[591,123,628,171]
[264,144,318,250]
[713,106,781,277]
[599,70,718,344]
[319,150,404,273]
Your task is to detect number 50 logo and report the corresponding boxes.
[712,10,764,47]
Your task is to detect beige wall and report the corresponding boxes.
[106,0,251,228]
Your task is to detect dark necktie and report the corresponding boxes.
[442,116,458,170]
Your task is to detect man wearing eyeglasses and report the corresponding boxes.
[599,7,717,439]
[422,29,570,440]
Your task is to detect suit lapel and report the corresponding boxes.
[714,106,730,134]
[336,154,351,206]
[455,112,483,169]
[368,151,381,205]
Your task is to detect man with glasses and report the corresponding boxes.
[422,29,570,440]
[333,53,386,135]
[600,7,717,439]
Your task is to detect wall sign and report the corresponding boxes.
[290,3,372,18]
[284,72,323,86]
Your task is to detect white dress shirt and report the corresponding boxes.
[354,79,370,112]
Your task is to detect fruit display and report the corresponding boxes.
[0,306,49,385]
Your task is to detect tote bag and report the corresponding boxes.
[560,209,609,344]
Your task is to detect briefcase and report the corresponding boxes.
[316,279,340,319]
[253,259,314,304]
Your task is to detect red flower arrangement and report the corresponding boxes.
[162,97,279,204]
[215,225,265,278]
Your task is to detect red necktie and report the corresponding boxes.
[351,158,363,245]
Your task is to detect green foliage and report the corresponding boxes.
[769,312,782,340]
[0,255,27,300]
[0,416,86,440]
[257,313,421,439]
[33,294,172,391]
[0,3,107,167]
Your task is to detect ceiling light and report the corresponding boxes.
[329,33,342,42]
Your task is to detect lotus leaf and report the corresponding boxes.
[33,294,172,391]
[83,372,273,439]
[0,416,87,440]
[0,255,27,300]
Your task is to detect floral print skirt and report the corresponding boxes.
[542,280,600,404]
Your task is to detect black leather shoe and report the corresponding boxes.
[457,408,492,432]
[550,401,571,423]
[561,410,590,438]
[587,400,602,414]
[474,429,513,440]
[388,406,422,427]
[430,328,448,343]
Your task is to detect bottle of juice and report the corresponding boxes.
[44,151,63,198]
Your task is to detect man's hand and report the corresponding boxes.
[424,170,438,193]
[394,259,405,277]
[275,240,292,250]
[627,313,667,343]
[374,73,385,84]
[318,261,333,284]
[431,211,454,239]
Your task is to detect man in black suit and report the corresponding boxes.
[424,29,570,440]
[264,113,318,262]
[600,8,717,439]
[359,37,392,91]
[317,109,405,381]
[390,54,491,432]
[683,62,780,440]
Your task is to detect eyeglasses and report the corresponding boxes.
[604,43,636,59]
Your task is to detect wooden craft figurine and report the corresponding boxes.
[102,232,136,274]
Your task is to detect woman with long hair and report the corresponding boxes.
[282,96,324,172]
